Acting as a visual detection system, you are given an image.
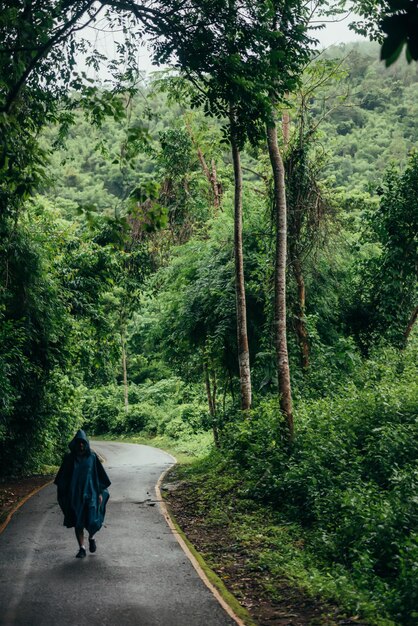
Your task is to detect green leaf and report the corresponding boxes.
[380,13,409,37]
[406,34,418,60]
[386,0,412,11]
[381,35,405,66]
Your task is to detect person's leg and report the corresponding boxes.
[88,534,97,553]
[87,501,98,552]
[75,528,86,558]
[75,528,84,547]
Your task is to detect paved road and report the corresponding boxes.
[0,442,237,626]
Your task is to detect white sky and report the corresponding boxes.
[313,18,367,47]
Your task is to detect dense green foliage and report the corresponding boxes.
[171,344,418,622]
[0,204,81,472]
[0,200,150,473]
[347,153,418,348]
[218,341,418,622]
[0,33,417,624]
[312,43,418,192]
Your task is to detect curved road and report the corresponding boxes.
[0,442,237,626]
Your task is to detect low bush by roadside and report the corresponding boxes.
[169,370,417,625]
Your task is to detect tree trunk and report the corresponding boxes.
[121,331,129,414]
[293,258,309,370]
[195,146,222,211]
[197,146,212,185]
[230,115,252,411]
[185,119,221,211]
[282,110,290,147]
[204,361,219,447]
[204,361,215,417]
[266,119,294,441]
[222,377,228,415]
[228,367,235,402]
[211,368,217,415]
[211,158,221,211]
[404,305,418,343]
[211,368,219,446]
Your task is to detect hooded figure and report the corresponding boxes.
[54,430,110,558]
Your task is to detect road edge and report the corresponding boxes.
[155,464,256,626]
[1,444,104,537]
[0,479,53,535]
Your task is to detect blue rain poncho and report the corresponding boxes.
[54,430,110,535]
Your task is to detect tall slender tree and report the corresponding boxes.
[230,108,252,409]
[266,117,294,438]
[145,0,316,427]
[260,0,313,439]
[146,1,257,411]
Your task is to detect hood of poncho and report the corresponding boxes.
[68,429,91,455]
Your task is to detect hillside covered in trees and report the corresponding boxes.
[1,2,417,623]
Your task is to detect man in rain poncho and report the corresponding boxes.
[54,430,111,558]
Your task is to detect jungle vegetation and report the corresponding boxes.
[0,1,417,623]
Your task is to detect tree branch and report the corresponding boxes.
[2,0,97,113]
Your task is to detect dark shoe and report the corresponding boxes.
[88,538,97,553]
[76,547,86,559]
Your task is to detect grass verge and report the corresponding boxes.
[163,454,396,626]
[163,492,257,626]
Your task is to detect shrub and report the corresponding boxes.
[138,377,186,406]
[218,358,418,621]
[164,414,193,439]
[120,402,164,435]
[81,384,123,434]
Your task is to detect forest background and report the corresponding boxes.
[0,1,417,624]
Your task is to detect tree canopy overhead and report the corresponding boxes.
[0,0,187,218]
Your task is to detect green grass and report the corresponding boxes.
[171,455,397,626]
[40,464,59,475]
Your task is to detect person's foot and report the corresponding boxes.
[88,537,97,553]
[76,547,86,558]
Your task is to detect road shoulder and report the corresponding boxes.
[0,475,53,533]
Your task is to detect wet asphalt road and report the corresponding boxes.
[0,442,237,626]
